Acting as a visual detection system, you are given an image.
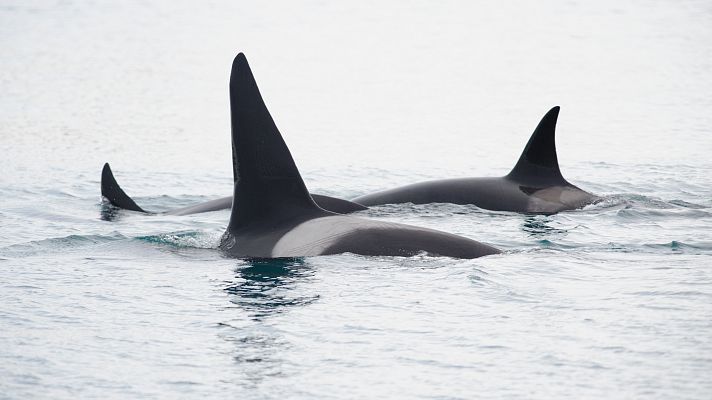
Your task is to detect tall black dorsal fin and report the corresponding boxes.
[101,163,147,212]
[506,106,567,185]
[227,53,322,230]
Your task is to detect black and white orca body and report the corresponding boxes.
[352,107,601,214]
[219,53,499,259]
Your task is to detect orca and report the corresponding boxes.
[219,53,499,259]
[351,107,602,214]
[101,162,367,215]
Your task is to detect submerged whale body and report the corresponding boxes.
[219,53,499,259]
[101,163,367,215]
[352,107,601,214]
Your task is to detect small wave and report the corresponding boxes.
[590,194,709,214]
[363,202,498,219]
[585,194,711,220]
[616,208,711,219]
[629,290,712,298]
[580,196,628,212]
[535,239,579,250]
[598,241,712,254]
[668,199,709,209]
[643,241,712,252]
[0,233,127,258]
[135,231,221,249]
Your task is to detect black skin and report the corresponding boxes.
[219,53,499,259]
[352,107,601,215]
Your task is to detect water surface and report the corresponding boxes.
[1,1,711,399]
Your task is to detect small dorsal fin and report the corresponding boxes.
[101,163,147,212]
[227,53,323,230]
[506,106,567,185]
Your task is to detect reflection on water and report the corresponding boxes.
[220,328,290,387]
[224,258,319,320]
[521,215,568,238]
[220,258,320,388]
[99,202,120,221]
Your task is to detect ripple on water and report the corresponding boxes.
[0,233,127,259]
[135,231,223,249]
[2,1,712,398]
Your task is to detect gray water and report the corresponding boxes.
[2,1,712,399]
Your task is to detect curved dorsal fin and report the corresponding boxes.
[101,163,147,212]
[506,106,567,185]
[227,53,322,231]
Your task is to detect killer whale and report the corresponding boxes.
[219,53,499,259]
[352,107,601,214]
[101,163,367,215]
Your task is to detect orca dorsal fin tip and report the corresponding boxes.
[234,52,247,63]
[507,106,566,185]
[101,163,112,188]
[230,53,249,82]
[541,106,560,129]
[101,163,115,198]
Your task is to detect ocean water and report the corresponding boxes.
[1,1,712,399]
